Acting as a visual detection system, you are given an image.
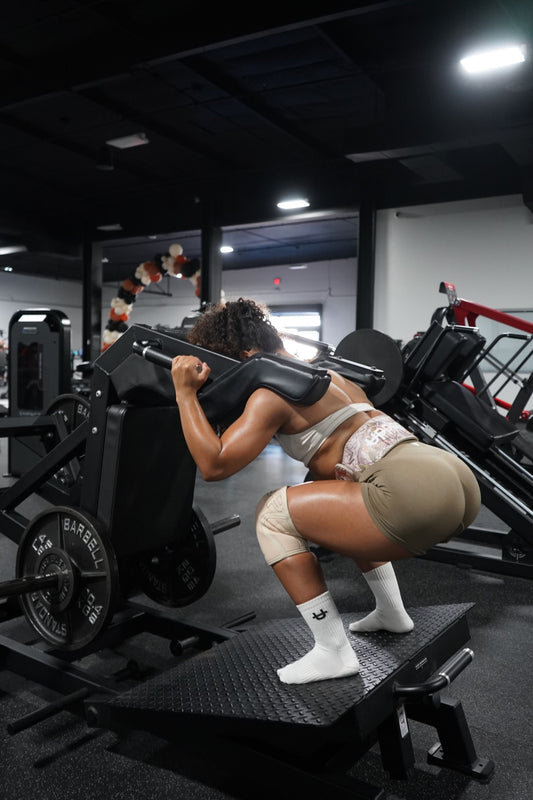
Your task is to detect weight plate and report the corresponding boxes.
[335,328,404,406]
[46,394,91,429]
[45,394,91,491]
[16,506,119,651]
[137,507,217,607]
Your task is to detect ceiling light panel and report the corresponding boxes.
[106,132,149,149]
[460,44,526,73]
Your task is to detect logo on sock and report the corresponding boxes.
[312,609,328,620]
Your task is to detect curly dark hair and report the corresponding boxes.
[187,298,283,360]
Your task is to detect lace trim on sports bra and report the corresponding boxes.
[334,415,417,481]
[275,402,374,467]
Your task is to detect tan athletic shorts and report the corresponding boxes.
[359,441,481,555]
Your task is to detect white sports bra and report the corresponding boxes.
[274,402,374,467]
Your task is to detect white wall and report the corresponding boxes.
[0,274,83,350]
[374,194,533,344]
[0,273,205,353]
[0,259,357,356]
[221,259,357,348]
[3,192,533,359]
[104,258,358,350]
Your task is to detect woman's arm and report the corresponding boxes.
[171,355,288,481]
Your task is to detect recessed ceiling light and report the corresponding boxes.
[460,44,526,74]
[0,245,27,255]
[220,245,234,254]
[277,198,310,210]
[106,132,149,149]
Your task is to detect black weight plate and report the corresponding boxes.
[335,329,404,405]
[16,506,119,651]
[45,394,91,490]
[46,394,91,429]
[137,507,217,608]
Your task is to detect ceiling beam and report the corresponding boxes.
[181,54,340,160]
[0,1,417,110]
[77,85,242,169]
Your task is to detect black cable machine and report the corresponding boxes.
[0,323,493,797]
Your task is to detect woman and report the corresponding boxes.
[171,299,481,685]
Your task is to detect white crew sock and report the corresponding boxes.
[277,590,360,684]
[349,563,414,634]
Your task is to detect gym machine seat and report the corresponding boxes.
[402,320,486,389]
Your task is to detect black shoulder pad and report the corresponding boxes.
[198,353,331,424]
[311,355,386,398]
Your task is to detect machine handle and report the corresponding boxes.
[132,341,203,372]
[392,647,474,698]
[0,573,59,599]
[132,340,173,369]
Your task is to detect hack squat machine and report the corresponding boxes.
[4,283,528,796]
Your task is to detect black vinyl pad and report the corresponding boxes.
[198,352,331,424]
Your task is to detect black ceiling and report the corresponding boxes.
[1,0,533,283]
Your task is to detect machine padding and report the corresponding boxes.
[198,353,331,423]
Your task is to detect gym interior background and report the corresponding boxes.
[1,194,532,360]
[1,3,533,800]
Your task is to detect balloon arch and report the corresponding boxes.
[102,244,200,351]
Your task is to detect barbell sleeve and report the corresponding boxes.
[211,514,241,534]
[0,573,59,599]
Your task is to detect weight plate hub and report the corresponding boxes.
[45,394,91,490]
[137,507,217,607]
[35,547,75,612]
[46,394,91,429]
[16,506,119,651]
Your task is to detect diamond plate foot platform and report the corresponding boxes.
[86,604,482,797]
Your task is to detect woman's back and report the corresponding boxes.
[267,368,384,478]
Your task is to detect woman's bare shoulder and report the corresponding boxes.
[245,387,293,419]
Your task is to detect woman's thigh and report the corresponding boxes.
[286,480,412,562]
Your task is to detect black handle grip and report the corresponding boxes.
[132,341,174,369]
[132,341,204,373]
[393,647,474,699]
